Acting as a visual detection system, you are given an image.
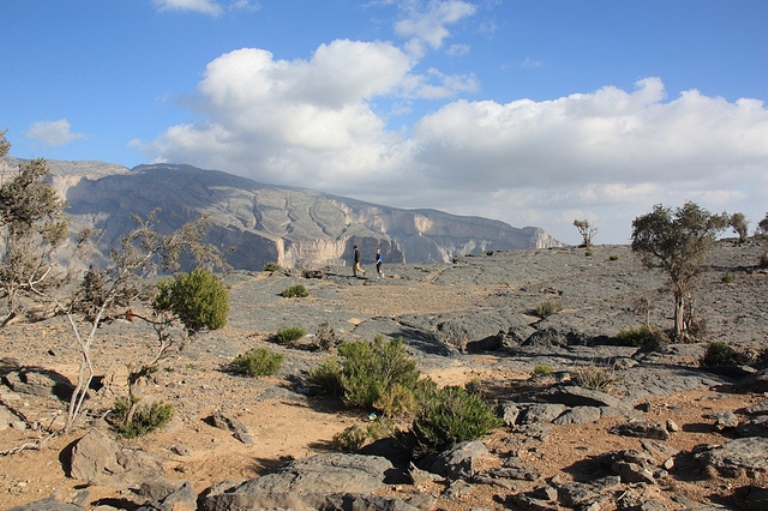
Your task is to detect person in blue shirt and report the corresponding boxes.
[375,248,383,278]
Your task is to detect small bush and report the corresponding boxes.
[263,262,281,272]
[534,299,562,319]
[533,365,554,375]
[332,425,368,452]
[153,267,229,332]
[700,341,752,367]
[315,322,342,351]
[585,250,593,257]
[274,326,306,345]
[609,255,619,261]
[411,385,502,455]
[112,397,174,438]
[720,274,734,284]
[575,364,621,393]
[280,284,308,298]
[374,383,418,418]
[232,348,284,377]
[760,252,768,268]
[613,326,657,347]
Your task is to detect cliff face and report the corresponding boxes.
[28,160,563,270]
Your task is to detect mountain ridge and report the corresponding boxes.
[7,158,564,270]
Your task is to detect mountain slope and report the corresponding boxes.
[15,159,563,270]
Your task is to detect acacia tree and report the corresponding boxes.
[631,202,728,341]
[573,219,597,248]
[0,156,73,326]
[728,212,749,244]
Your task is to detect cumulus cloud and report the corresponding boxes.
[140,36,768,244]
[395,0,477,55]
[26,119,87,147]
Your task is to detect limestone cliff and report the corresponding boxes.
[12,160,564,270]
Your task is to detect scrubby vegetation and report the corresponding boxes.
[613,326,657,347]
[111,397,174,439]
[575,364,621,393]
[274,326,306,344]
[309,335,501,458]
[700,341,752,367]
[232,348,284,377]
[263,262,281,272]
[280,284,308,298]
[534,299,562,319]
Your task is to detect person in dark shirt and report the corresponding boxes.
[353,245,365,277]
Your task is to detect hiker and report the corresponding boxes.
[375,248,383,277]
[353,244,365,277]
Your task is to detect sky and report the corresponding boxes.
[2,0,767,245]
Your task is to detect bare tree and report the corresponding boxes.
[573,219,597,248]
[631,202,728,341]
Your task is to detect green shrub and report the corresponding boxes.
[700,341,752,366]
[308,357,344,396]
[337,337,420,412]
[274,326,306,345]
[280,284,308,298]
[585,250,593,257]
[411,385,502,455]
[332,425,368,452]
[609,255,619,261]
[309,337,420,415]
[575,364,621,393]
[534,299,562,319]
[720,274,735,284]
[263,262,281,272]
[533,364,554,375]
[112,397,174,438]
[232,348,284,377]
[613,326,657,347]
[153,267,229,332]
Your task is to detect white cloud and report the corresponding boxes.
[141,41,768,244]
[395,0,477,49]
[152,0,223,16]
[26,119,87,146]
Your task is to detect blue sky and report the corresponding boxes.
[2,0,767,244]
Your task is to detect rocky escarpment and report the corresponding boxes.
[8,158,563,270]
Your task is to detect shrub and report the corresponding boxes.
[112,397,173,438]
[274,326,306,345]
[575,364,621,393]
[280,284,308,298]
[263,262,281,272]
[308,357,344,396]
[613,326,657,347]
[585,250,593,257]
[232,348,284,377]
[721,274,735,284]
[338,337,420,413]
[534,299,562,319]
[760,253,768,268]
[332,425,368,452]
[609,255,619,261]
[700,341,752,367]
[533,364,555,375]
[411,385,502,455]
[309,337,421,415]
[153,267,229,332]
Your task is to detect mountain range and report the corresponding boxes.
[8,158,563,270]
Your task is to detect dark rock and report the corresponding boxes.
[733,484,768,511]
[199,453,396,511]
[610,420,671,441]
[69,428,164,486]
[8,500,86,511]
[421,440,489,479]
[693,437,768,478]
